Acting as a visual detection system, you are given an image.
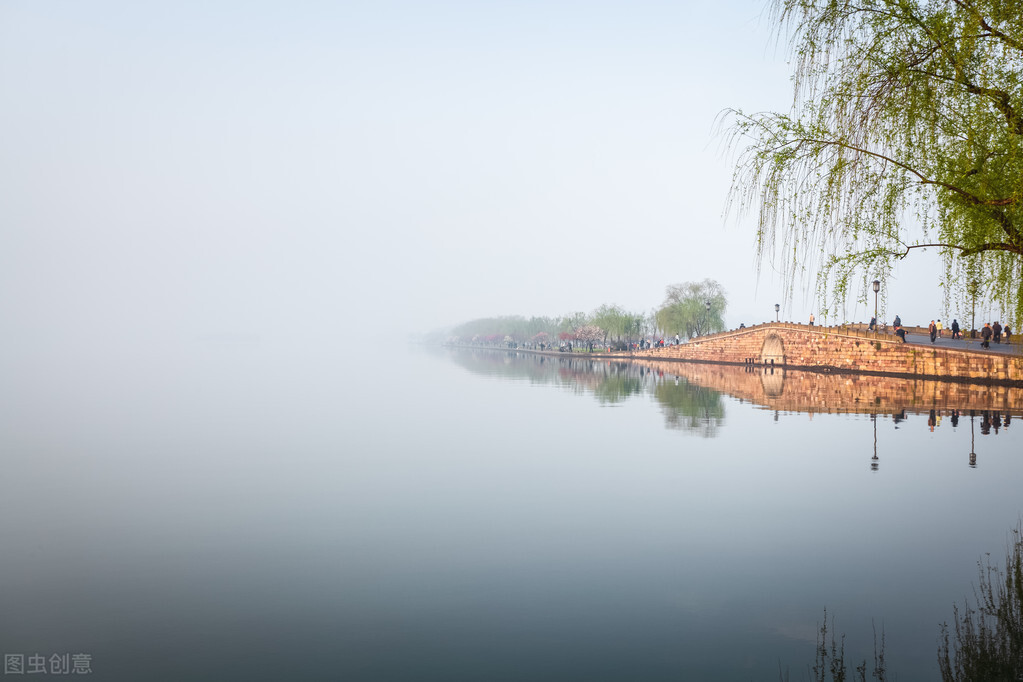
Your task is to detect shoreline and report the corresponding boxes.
[447,325,1023,388]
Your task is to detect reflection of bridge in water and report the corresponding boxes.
[631,358,1019,470]
[445,346,1023,417]
[443,348,1017,467]
[633,359,1023,416]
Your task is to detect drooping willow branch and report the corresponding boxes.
[779,135,1017,209]
[892,241,1023,258]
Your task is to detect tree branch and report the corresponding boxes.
[949,0,1023,52]
[896,1,1023,135]
[960,81,1023,136]
[786,135,1003,207]
[893,241,1023,258]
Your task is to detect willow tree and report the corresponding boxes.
[726,0,1023,324]
[655,279,727,339]
[590,304,646,343]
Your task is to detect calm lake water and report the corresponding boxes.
[2,342,1021,681]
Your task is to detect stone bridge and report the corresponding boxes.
[619,322,1023,385]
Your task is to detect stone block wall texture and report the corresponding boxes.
[623,323,1023,384]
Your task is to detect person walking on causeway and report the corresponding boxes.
[982,322,993,349]
[929,320,937,343]
[993,321,1002,343]
[951,319,961,339]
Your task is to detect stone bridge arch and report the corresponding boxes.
[760,333,785,366]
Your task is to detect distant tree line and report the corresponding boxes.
[447,279,728,349]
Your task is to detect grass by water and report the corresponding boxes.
[783,521,1023,682]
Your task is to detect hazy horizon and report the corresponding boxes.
[2,0,989,353]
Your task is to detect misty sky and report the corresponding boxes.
[2,0,965,348]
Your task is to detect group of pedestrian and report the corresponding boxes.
[927,318,953,342]
[980,321,1012,348]
[903,315,1013,348]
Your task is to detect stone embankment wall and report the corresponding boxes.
[622,322,1023,385]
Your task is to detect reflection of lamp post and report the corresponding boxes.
[969,411,977,468]
[872,279,880,328]
[774,303,780,322]
[871,413,879,471]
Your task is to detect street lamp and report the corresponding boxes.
[774,303,780,322]
[704,300,711,336]
[872,279,880,328]
[968,279,979,339]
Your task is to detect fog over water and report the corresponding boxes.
[2,344,1021,680]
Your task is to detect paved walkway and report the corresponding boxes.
[901,332,1021,356]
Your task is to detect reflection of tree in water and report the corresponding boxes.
[444,349,645,405]
[592,373,644,405]
[445,348,581,388]
[653,379,725,437]
[444,349,723,427]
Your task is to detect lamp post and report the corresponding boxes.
[872,279,880,328]
[704,300,711,336]
[968,279,979,339]
[774,303,780,322]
